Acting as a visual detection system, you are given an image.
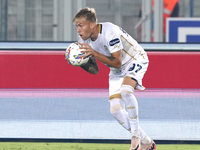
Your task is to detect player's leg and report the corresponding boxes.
[123,107,150,143]
[123,106,154,150]
[122,106,155,150]
[120,79,140,150]
[139,127,156,150]
[122,61,156,150]
[109,76,131,132]
[120,81,138,135]
[109,95,131,131]
[121,104,151,144]
[141,138,156,150]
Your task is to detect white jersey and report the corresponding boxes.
[79,22,149,76]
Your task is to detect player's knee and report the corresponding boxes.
[120,84,134,98]
[110,104,122,113]
[110,104,124,116]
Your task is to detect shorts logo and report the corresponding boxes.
[109,38,120,46]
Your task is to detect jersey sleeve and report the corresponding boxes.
[105,27,123,53]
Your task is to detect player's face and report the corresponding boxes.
[75,17,95,40]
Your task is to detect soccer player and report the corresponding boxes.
[73,7,156,150]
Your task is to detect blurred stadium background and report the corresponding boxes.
[1,0,200,42]
[0,0,200,145]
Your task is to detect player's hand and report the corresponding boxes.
[79,42,96,58]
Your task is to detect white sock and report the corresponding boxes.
[110,98,131,131]
[141,134,151,144]
[110,97,150,141]
[120,85,139,134]
[139,126,147,140]
[124,110,149,140]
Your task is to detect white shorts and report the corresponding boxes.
[109,60,149,97]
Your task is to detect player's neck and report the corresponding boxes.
[90,24,99,41]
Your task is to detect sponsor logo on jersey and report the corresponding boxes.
[109,38,120,46]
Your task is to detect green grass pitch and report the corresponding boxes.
[0,142,199,150]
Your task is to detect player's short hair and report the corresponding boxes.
[73,7,98,24]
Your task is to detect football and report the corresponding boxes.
[65,42,90,66]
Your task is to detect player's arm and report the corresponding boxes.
[80,43,122,69]
[95,50,121,68]
[80,56,99,74]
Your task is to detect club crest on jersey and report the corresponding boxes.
[109,38,120,46]
[104,45,108,51]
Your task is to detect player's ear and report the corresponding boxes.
[90,22,96,28]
